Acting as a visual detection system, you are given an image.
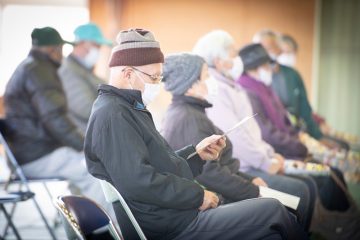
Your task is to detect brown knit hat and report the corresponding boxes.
[109,28,164,67]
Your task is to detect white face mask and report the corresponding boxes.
[228,56,244,80]
[277,53,296,67]
[83,47,100,68]
[204,76,219,104]
[258,68,273,86]
[133,71,161,106]
[268,52,278,61]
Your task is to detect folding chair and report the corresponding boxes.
[99,180,147,240]
[54,195,123,240]
[0,191,35,240]
[0,120,60,240]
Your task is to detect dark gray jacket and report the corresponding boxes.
[4,50,84,165]
[58,55,104,134]
[161,96,259,202]
[84,85,205,240]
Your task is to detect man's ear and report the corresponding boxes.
[122,68,132,80]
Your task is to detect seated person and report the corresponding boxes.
[192,30,315,230]
[237,43,349,211]
[84,28,308,240]
[59,23,112,134]
[254,29,349,150]
[236,43,308,159]
[161,52,313,230]
[4,27,111,214]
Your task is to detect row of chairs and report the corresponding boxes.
[0,119,147,240]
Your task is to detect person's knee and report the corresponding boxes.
[294,181,310,202]
[260,198,285,214]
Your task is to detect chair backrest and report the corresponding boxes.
[99,180,147,240]
[54,195,123,240]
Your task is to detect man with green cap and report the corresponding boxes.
[59,23,112,133]
[4,26,112,216]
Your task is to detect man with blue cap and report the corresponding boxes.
[59,23,112,133]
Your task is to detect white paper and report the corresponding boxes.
[259,186,300,210]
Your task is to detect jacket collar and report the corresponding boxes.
[29,49,61,68]
[98,84,147,111]
[171,95,212,112]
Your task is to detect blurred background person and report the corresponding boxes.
[161,52,313,230]
[237,43,349,211]
[277,34,298,68]
[193,30,316,230]
[58,23,112,134]
[3,26,112,216]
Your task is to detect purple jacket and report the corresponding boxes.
[237,74,308,159]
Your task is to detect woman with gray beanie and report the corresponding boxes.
[161,52,308,239]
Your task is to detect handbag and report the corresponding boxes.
[310,170,360,240]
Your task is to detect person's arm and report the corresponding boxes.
[175,145,204,177]
[26,69,84,150]
[247,92,307,159]
[185,117,259,201]
[208,97,273,172]
[99,112,204,210]
[293,70,323,139]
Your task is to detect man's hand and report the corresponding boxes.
[252,177,268,187]
[199,190,219,211]
[196,135,226,161]
[274,153,285,173]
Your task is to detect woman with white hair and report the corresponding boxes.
[193,30,315,230]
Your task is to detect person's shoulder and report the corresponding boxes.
[92,96,134,123]
[280,64,301,77]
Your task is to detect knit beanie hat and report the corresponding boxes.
[239,43,271,71]
[163,53,205,95]
[109,28,164,67]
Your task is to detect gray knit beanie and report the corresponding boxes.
[109,28,164,67]
[163,53,205,95]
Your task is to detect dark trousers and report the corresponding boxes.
[173,198,308,240]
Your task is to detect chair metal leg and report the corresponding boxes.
[43,182,62,229]
[1,204,22,240]
[3,182,59,240]
[2,182,22,237]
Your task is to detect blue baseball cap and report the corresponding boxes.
[74,23,112,46]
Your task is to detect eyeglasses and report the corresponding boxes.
[125,66,163,83]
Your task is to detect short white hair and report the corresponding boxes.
[192,30,235,67]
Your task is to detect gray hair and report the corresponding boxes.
[280,34,298,52]
[192,30,235,67]
[252,29,278,43]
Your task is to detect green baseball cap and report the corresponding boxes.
[31,27,72,46]
[74,23,112,46]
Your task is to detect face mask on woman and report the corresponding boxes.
[228,56,244,80]
[258,67,273,86]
